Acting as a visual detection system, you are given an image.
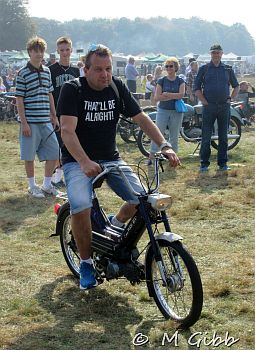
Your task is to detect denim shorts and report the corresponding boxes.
[19,123,59,161]
[63,160,145,214]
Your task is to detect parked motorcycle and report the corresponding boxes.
[53,155,203,328]
[233,101,255,126]
[117,97,153,144]
[117,116,138,144]
[0,93,17,121]
[137,103,244,157]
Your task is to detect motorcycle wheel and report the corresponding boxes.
[145,240,203,328]
[118,117,138,144]
[137,129,151,157]
[58,202,80,278]
[137,129,169,157]
[211,116,242,151]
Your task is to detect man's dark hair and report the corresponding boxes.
[189,58,196,64]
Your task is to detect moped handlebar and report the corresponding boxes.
[92,154,167,197]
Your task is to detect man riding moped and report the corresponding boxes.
[57,44,180,290]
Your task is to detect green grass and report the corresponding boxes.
[0,121,255,350]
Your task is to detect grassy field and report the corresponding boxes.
[0,120,255,350]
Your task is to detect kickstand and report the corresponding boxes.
[191,142,201,156]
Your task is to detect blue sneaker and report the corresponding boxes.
[218,165,231,171]
[79,261,98,290]
[199,166,208,172]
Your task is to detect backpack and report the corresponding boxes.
[67,77,122,106]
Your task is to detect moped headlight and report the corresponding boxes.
[147,193,172,211]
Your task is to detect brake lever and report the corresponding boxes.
[159,160,164,173]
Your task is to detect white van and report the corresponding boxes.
[112,54,127,77]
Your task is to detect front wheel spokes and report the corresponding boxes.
[146,240,203,327]
[153,248,189,314]
[155,260,168,285]
[156,245,184,292]
[154,241,184,293]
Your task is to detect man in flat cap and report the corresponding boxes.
[194,44,239,172]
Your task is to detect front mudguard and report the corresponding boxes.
[154,232,183,243]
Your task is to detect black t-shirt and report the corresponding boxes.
[57,76,141,163]
[49,62,80,107]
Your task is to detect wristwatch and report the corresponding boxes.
[159,142,172,151]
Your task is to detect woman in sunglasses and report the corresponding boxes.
[149,57,185,161]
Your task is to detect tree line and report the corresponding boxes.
[1,0,255,56]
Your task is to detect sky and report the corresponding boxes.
[26,0,255,39]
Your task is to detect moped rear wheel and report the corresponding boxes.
[146,240,203,328]
[58,204,80,278]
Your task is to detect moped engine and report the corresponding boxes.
[184,127,202,139]
[106,261,145,283]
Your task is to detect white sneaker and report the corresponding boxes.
[28,186,45,198]
[41,184,59,196]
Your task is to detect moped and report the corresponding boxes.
[53,155,203,328]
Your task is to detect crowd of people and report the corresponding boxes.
[1,35,254,290]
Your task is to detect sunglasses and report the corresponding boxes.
[165,64,174,68]
[87,43,109,53]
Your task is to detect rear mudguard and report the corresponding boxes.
[51,202,70,237]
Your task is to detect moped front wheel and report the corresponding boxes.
[58,203,80,278]
[145,240,203,328]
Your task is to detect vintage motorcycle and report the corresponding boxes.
[0,93,17,121]
[117,94,149,144]
[117,116,139,144]
[53,155,203,328]
[137,103,244,157]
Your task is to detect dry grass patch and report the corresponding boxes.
[0,122,255,350]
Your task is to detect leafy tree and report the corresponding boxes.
[30,16,255,56]
[0,0,35,50]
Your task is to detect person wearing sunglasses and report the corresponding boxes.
[148,57,186,162]
[57,44,181,290]
[194,44,239,172]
